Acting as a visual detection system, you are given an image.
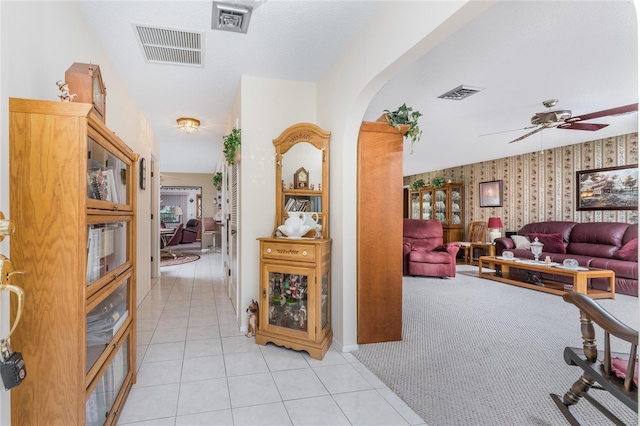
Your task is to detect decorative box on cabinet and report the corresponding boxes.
[9,98,137,426]
[256,123,332,359]
[357,120,407,344]
[256,238,332,360]
[408,183,463,243]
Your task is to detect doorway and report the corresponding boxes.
[160,186,203,250]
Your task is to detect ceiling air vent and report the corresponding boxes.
[438,85,483,100]
[134,24,203,67]
[212,1,253,34]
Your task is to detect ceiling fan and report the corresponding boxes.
[506,99,638,144]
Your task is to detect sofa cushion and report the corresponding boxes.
[589,257,638,280]
[622,224,638,245]
[614,238,638,262]
[567,222,629,258]
[519,221,576,243]
[511,235,531,250]
[409,249,452,264]
[527,233,566,254]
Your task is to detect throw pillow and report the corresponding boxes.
[614,238,638,261]
[510,235,531,250]
[527,233,566,254]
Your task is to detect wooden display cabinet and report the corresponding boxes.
[256,238,332,359]
[256,123,332,359]
[8,98,137,426]
[408,183,463,243]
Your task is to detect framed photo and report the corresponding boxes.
[576,164,638,211]
[479,180,503,207]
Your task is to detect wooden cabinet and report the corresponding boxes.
[256,238,332,359]
[357,121,406,344]
[408,183,463,243]
[8,98,137,426]
[256,123,332,359]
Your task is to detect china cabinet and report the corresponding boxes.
[408,183,464,243]
[8,98,137,426]
[357,120,407,344]
[256,123,332,360]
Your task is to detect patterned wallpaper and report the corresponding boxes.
[404,133,638,235]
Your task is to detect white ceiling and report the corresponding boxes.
[78,1,638,177]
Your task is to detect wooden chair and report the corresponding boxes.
[550,292,638,425]
[459,221,487,264]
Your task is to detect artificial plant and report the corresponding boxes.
[430,176,445,188]
[411,178,426,190]
[223,128,241,165]
[382,103,423,153]
[212,172,222,191]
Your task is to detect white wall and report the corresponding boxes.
[315,1,489,350]
[0,2,159,422]
[238,76,315,329]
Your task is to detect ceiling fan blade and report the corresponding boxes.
[480,125,537,137]
[558,122,609,131]
[566,103,638,123]
[508,126,544,144]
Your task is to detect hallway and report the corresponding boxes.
[117,250,425,425]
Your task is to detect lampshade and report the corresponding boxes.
[176,117,200,133]
[173,206,183,215]
[487,217,503,229]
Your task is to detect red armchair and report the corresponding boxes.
[403,219,461,278]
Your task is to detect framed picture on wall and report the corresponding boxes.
[479,180,503,207]
[576,164,638,211]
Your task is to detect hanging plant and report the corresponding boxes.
[212,172,222,191]
[381,103,423,154]
[223,128,241,165]
[411,178,425,191]
[430,176,445,188]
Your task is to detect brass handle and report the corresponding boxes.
[0,256,25,345]
[0,212,15,242]
[263,289,266,298]
[231,229,237,235]
[113,205,119,211]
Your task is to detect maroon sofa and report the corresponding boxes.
[494,221,638,296]
[403,219,461,278]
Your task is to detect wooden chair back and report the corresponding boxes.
[467,221,487,243]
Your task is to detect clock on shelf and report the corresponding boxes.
[294,167,309,188]
[65,62,106,123]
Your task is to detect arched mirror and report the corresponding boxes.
[273,123,330,239]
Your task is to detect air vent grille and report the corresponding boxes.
[134,25,203,67]
[438,85,483,100]
[212,1,253,33]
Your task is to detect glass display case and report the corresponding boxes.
[257,123,332,360]
[408,183,464,243]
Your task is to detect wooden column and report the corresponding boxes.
[357,121,406,343]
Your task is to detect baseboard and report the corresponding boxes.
[332,337,358,353]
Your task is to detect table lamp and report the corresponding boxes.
[173,206,183,223]
[487,217,503,242]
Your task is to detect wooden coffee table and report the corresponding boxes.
[478,256,615,299]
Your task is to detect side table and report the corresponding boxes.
[470,242,495,265]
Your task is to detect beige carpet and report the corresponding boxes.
[353,265,639,426]
[160,254,200,267]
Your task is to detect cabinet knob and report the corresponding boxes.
[112,205,119,211]
[302,251,307,256]
[266,248,272,253]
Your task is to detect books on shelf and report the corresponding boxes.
[87,168,119,203]
[285,198,309,212]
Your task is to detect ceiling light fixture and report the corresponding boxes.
[177,117,200,133]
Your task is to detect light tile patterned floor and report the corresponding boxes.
[117,250,426,426]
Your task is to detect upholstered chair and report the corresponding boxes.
[403,219,461,278]
[180,219,201,244]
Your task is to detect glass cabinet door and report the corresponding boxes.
[421,190,432,220]
[451,187,462,225]
[86,221,129,287]
[85,334,130,426]
[410,192,420,219]
[86,279,130,374]
[263,264,315,338]
[87,135,129,206]
[321,272,329,328]
[435,189,447,223]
